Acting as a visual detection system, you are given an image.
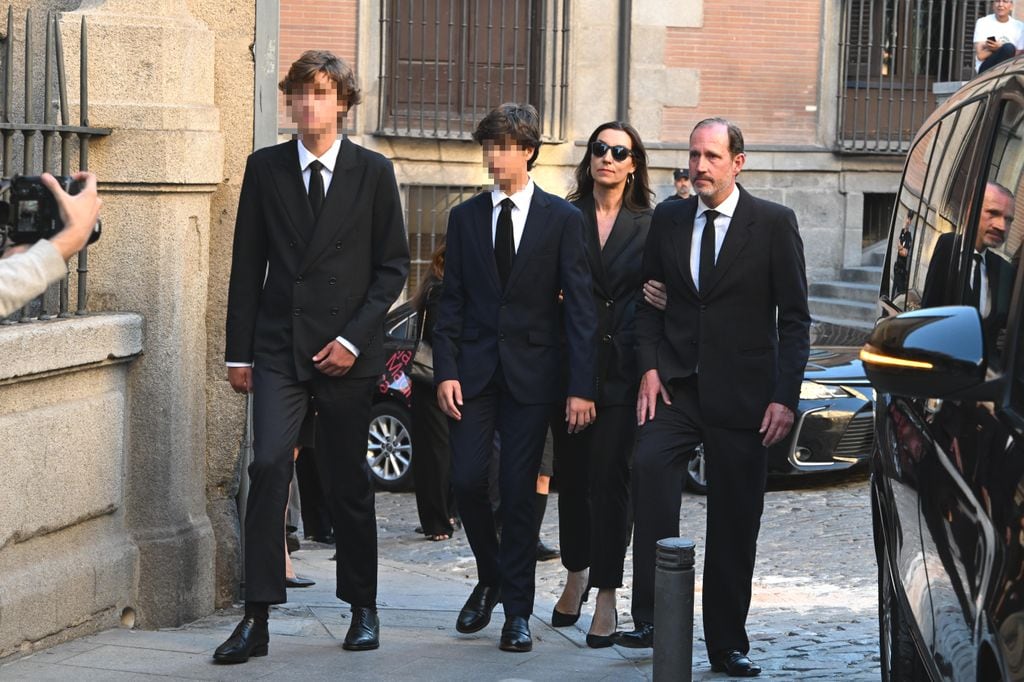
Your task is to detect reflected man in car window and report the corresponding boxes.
[921,183,1015,341]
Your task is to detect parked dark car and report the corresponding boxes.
[863,57,1024,681]
[684,345,874,493]
[366,301,418,491]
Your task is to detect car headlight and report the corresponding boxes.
[799,381,849,401]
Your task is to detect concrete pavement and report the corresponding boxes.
[0,474,880,680]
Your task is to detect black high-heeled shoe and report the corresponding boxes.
[551,587,590,627]
[585,608,618,648]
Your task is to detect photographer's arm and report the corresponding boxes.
[0,172,100,318]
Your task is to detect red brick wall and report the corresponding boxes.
[662,2,822,145]
[279,0,359,131]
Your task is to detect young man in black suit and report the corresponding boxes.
[612,118,810,677]
[433,103,597,652]
[216,50,409,663]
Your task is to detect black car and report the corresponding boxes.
[684,345,874,493]
[366,301,418,491]
[863,57,1024,680]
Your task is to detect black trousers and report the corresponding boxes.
[448,372,551,618]
[411,377,456,536]
[295,446,334,540]
[245,359,377,607]
[630,379,767,658]
[550,402,634,587]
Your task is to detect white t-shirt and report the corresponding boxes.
[974,14,1024,71]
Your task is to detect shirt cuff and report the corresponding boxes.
[226,362,253,368]
[335,336,360,357]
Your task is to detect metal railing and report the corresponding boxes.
[402,183,480,297]
[1,9,111,323]
[837,0,986,154]
[377,0,569,142]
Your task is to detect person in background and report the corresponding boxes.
[975,0,1024,74]
[661,167,692,203]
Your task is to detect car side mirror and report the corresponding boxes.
[860,306,989,399]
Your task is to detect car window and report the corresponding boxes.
[885,98,985,311]
[386,307,420,340]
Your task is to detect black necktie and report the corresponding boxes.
[308,159,325,218]
[495,198,514,287]
[971,252,983,308]
[699,209,719,292]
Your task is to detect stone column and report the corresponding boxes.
[60,0,234,627]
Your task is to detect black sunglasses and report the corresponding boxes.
[591,140,633,162]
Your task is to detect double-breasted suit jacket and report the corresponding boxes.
[635,186,810,428]
[433,186,597,405]
[226,138,409,378]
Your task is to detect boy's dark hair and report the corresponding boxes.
[279,50,362,114]
[472,103,542,170]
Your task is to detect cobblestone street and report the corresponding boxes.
[375,470,880,680]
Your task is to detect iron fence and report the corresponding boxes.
[377,0,569,141]
[838,0,987,153]
[402,183,481,298]
[1,8,110,323]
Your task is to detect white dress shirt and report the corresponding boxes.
[690,185,741,287]
[226,137,359,368]
[490,179,536,252]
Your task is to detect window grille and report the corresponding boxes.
[838,0,987,154]
[377,0,569,142]
[403,183,482,297]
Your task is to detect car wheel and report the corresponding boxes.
[366,401,413,491]
[685,445,708,495]
[878,546,928,681]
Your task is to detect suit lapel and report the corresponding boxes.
[471,192,502,292]
[504,186,551,293]
[574,196,608,297]
[300,138,360,272]
[702,189,754,297]
[672,201,699,296]
[268,142,315,246]
[603,207,642,273]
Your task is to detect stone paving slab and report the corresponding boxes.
[0,472,881,680]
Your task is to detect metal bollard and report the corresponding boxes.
[653,537,696,682]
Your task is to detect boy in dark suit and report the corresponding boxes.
[216,50,409,663]
[433,103,597,652]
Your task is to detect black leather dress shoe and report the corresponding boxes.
[342,607,380,651]
[456,584,501,633]
[213,617,269,663]
[711,650,762,677]
[610,621,654,648]
[285,576,315,588]
[499,616,532,652]
[536,541,561,562]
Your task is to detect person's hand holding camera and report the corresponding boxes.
[41,171,101,261]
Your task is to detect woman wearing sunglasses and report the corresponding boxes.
[549,122,654,647]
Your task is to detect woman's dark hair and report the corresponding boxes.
[472,103,542,171]
[412,240,446,313]
[566,121,654,211]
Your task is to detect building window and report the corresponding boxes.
[838,0,986,154]
[864,192,897,246]
[403,184,482,296]
[377,0,569,141]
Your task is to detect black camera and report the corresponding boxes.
[0,175,101,247]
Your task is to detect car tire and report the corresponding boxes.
[685,445,708,495]
[878,547,928,681]
[366,401,413,492]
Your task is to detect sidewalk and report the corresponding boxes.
[1,547,653,681]
[0,481,880,681]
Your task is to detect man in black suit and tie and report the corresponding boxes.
[215,50,409,663]
[922,182,1015,346]
[612,118,810,677]
[433,103,597,652]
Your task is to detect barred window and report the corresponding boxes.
[404,184,482,297]
[377,0,569,141]
[838,0,987,154]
